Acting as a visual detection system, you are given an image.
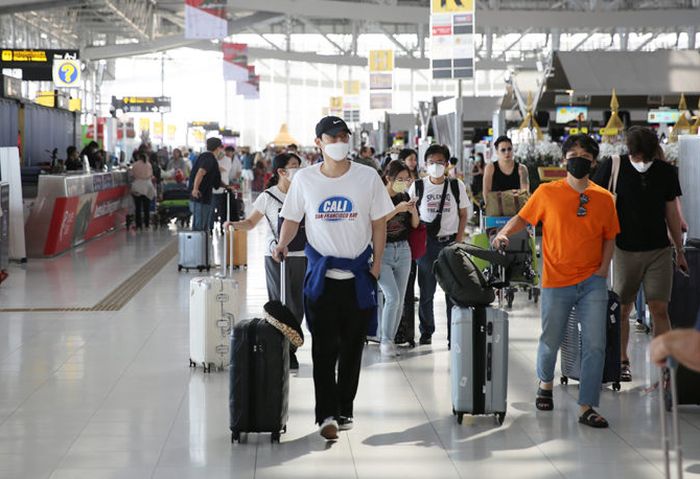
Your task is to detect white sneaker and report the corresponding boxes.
[380,341,399,357]
[319,417,339,440]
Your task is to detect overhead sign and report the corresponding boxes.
[430,0,475,80]
[369,50,394,111]
[342,80,360,124]
[111,96,171,113]
[0,49,79,81]
[52,59,81,88]
[222,43,248,81]
[188,121,220,130]
[2,75,22,100]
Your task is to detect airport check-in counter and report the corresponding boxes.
[25,171,130,257]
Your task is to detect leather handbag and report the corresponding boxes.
[408,223,427,260]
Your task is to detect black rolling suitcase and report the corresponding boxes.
[229,318,289,443]
[666,245,700,407]
[395,261,416,347]
[560,290,622,391]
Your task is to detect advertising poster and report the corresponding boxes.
[184,0,227,39]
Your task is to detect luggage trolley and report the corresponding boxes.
[469,215,540,309]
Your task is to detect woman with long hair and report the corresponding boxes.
[377,160,420,356]
[399,148,419,180]
[129,152,156,230]
[230,153,304,369]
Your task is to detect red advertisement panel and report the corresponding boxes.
[43,197,79,256]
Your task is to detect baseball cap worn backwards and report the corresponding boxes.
[315,116,351,139]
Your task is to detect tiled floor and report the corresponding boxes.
[0,222,698,478]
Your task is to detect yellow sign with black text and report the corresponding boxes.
[431,0,474,14]
[369,50,394,72]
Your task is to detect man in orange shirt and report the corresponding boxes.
[493,135,620,428]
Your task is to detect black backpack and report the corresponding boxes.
[433,243,511,307]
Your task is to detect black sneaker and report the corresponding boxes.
[290,352,299,370]
[419,335,432,345]
[338,416,354,431]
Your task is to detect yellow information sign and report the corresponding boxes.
[153,121,163,136]
[52,59,81,88]
[599,127,619,136]
[167,124,177,140]
[343,80,360,96]
[139,118,150,131]
[369,50,394,72]
[431,0,474,14]
[329,96,343,109]
[2,49,48,62]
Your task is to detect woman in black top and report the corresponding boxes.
[471,152,485,197]
[483,136,529,204]
[377,160,420,357]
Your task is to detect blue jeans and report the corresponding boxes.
[539,274,608,407]
[417,235,455,342]
[377,241,412,343]
[190,200,213,232]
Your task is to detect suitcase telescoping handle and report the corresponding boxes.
[280,258,286,306]
[659,357,683,479]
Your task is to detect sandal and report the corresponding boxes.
[535,385,554,411]
[621,360,632,382]
[578,408,609,429]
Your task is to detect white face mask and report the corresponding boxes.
[427,163,446,178]
[323,141,350,161]
[630,158,653,173]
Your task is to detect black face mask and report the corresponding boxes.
[566,156,592,179]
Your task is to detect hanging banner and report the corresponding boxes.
[167,124,177,140]
[329,96,343,117]
[430,0,475,79]
[368,50,394,111]
[235,65,259,100]
[184,0,227,39]
[222,43,248,81]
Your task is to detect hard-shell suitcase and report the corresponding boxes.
[669,246,700,329]
[229,260,290,443]
[451,305,508,425]
[560,290,622,391]
[225,230,247,268]
[178,231,210,272]
[188,276,238,372]
[188,227,238,373]
[395,261,417,347]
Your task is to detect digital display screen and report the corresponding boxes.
[556,106,588,124]
[647,109,680,124]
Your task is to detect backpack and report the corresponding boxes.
[433,243,495,307]
[264,190,307,252]
[415,178,461,237]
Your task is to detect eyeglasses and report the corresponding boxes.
[577,193,589,217]
[499,147,513,153]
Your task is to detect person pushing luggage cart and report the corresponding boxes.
[492,134,620,428]
[273,116,394,441]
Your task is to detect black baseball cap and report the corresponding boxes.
[315,116,351,139]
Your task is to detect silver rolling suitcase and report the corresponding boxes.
[659,359,684,479]
[178,230,210,273]
[451,305,508,425]
[189,226,238,372]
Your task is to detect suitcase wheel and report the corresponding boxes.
[198,267,203,273]
[178,265,182,272]
[560,376,568,385]
[533,288,540,304]
[203,363,211,373]
[612,382,621,392]
[456,413,464,425]
[271,432,281,443]
[496,412,506,426]
[231,432,240,443]
[188,359,196,368]
[206,266,211,272]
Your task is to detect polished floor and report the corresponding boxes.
[0,222,698,479]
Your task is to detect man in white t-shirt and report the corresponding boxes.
[229,146,243,185]
[407,144,471,349]
[212,146,236,230]
[273,116,394,441]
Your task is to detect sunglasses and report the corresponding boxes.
[577,193,589,217]
[499,147,513,153]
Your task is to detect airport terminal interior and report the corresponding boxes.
[1,0,700,478]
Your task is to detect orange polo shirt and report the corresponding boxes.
[518,179,620,288]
